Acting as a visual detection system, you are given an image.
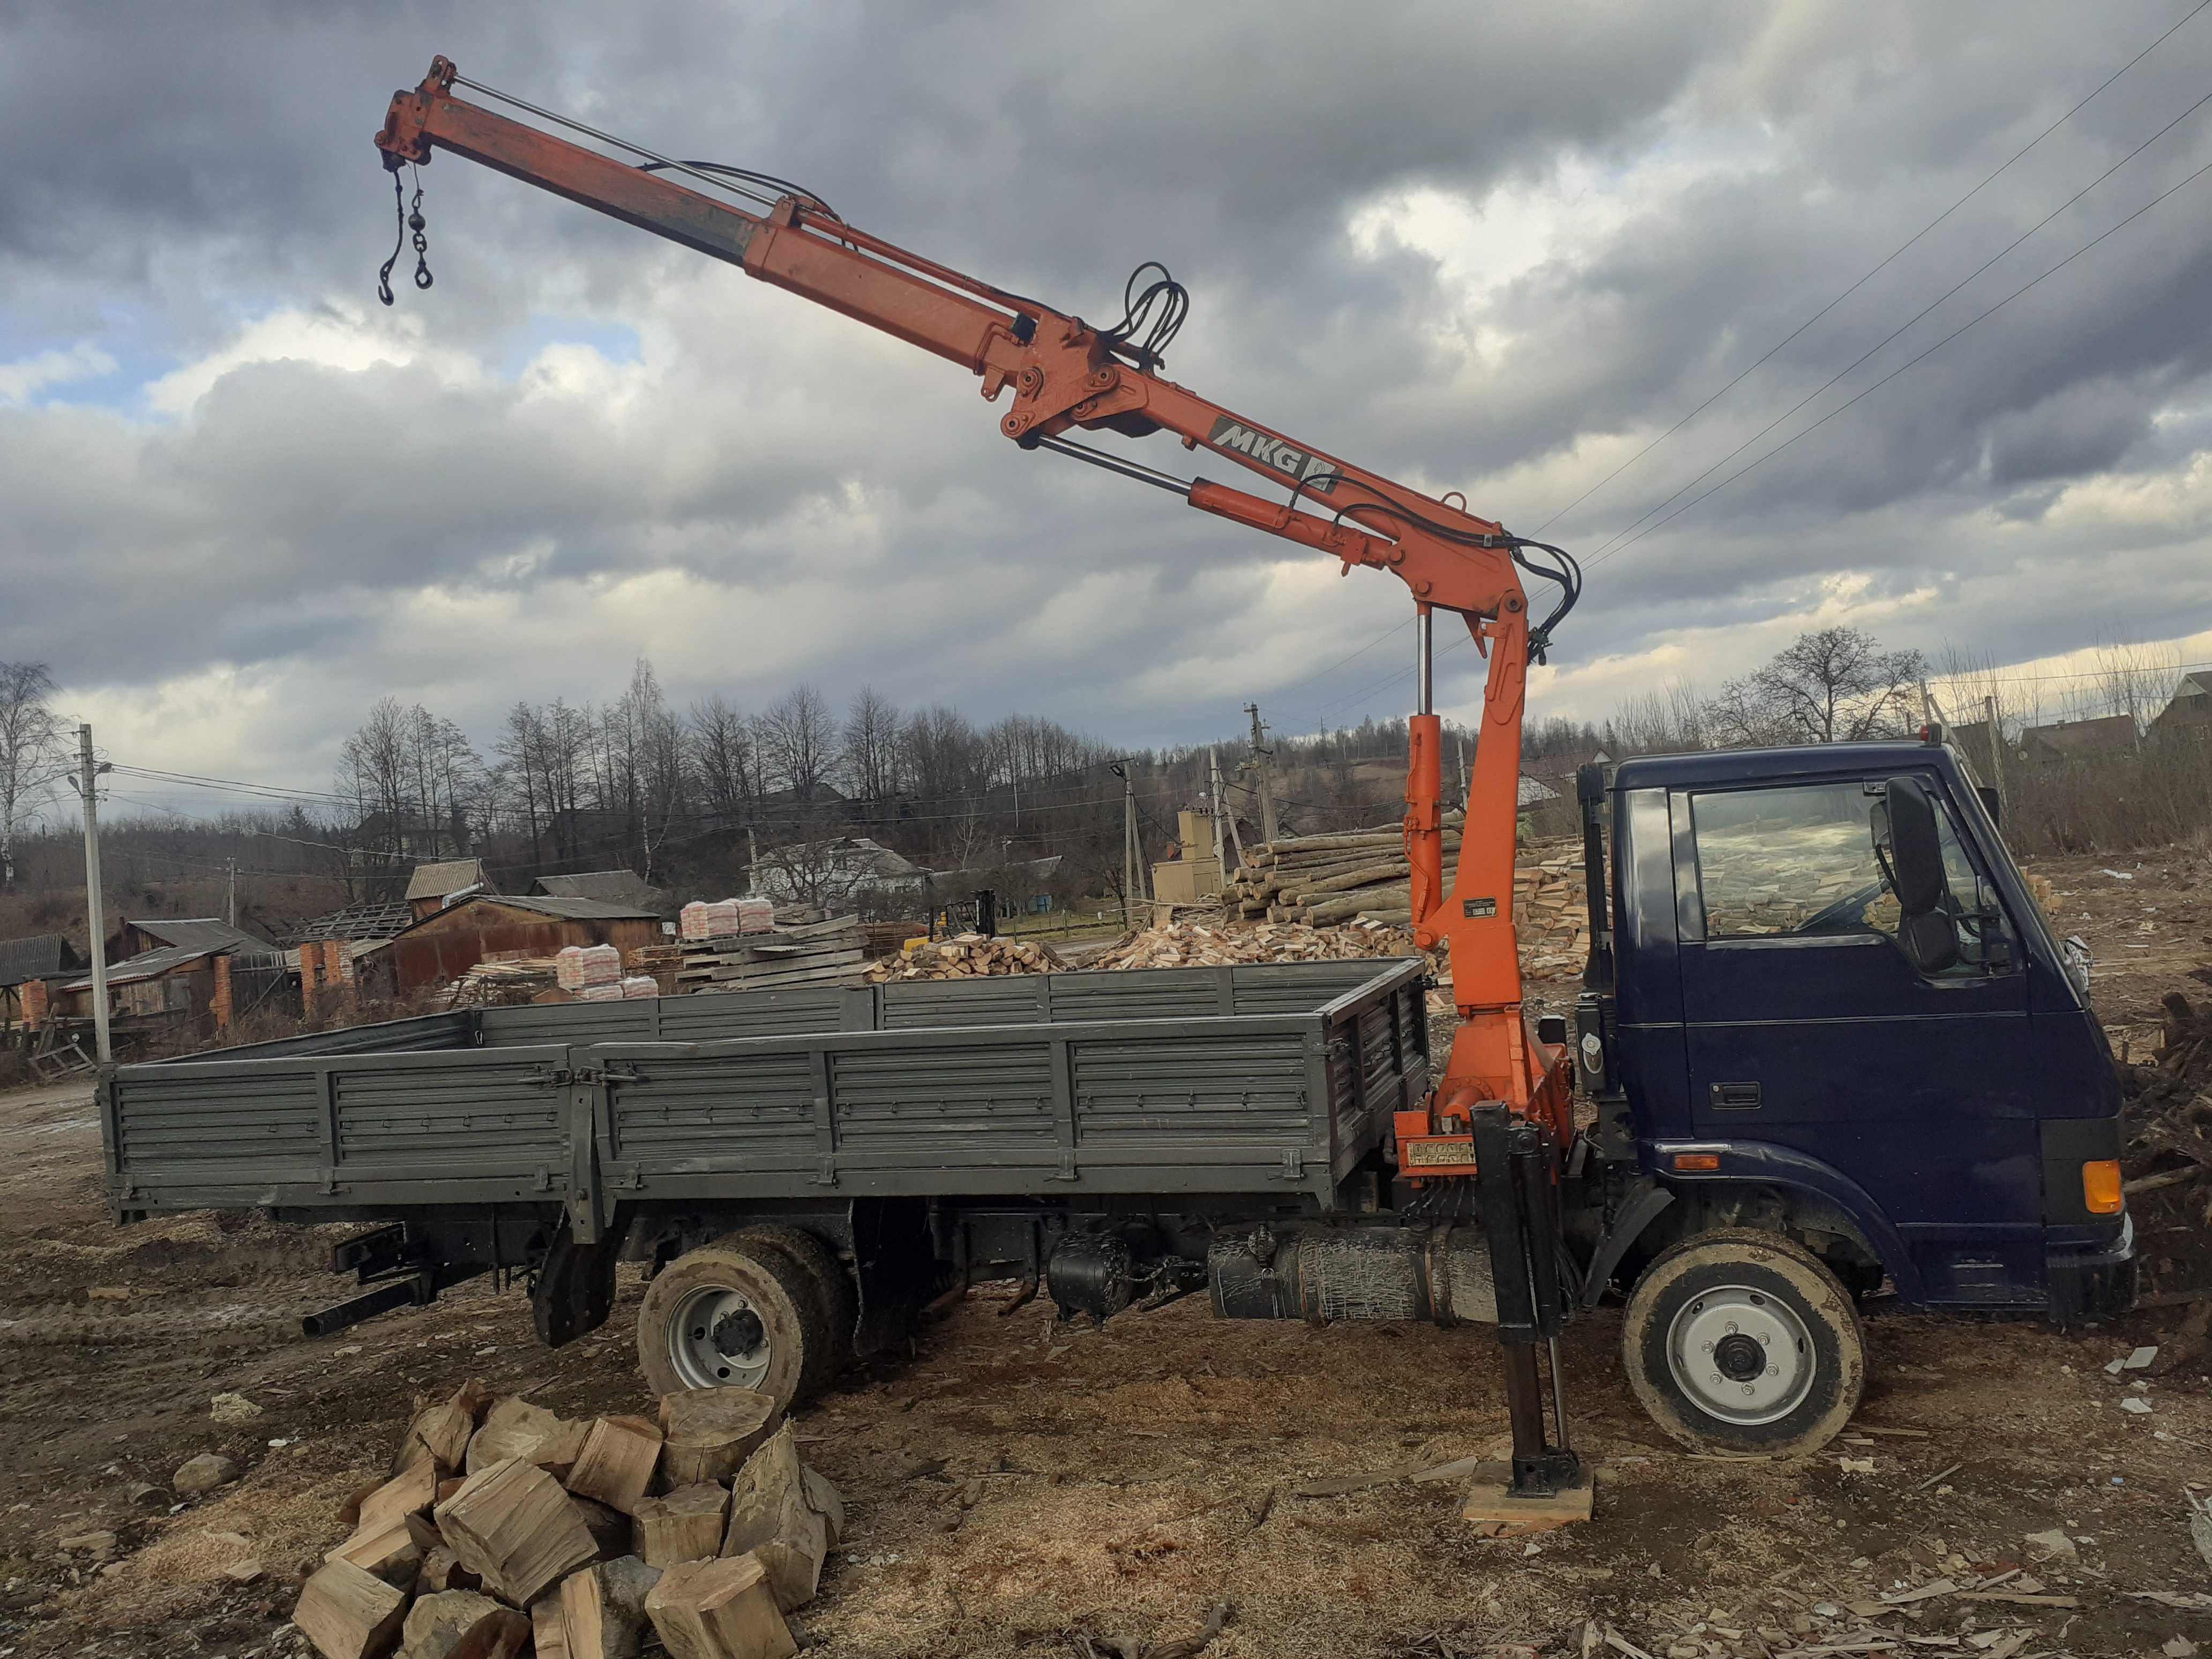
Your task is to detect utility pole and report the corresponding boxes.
[226,857,237,928]
[1110,760,1144,930]
[1455,730,1470,811]
[1209,746,1240,871]
[745,826,758,895]
[74,724,113,1064]
[1244,703,1277,845]
[1983,693,2007,801]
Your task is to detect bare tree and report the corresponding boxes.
[689,696,758,830]
[759,684,838,802]
[840,686,903,805]
[0,662,64,892]
[1708,627,1925,745]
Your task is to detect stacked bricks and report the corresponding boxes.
[19,978,48,1026]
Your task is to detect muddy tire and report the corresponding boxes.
[735,1224,856,1391]
[635,1235,831,1416]
[1621,1226,1864,1458]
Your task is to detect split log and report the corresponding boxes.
[326,1513,438,1587]
[399,1590,528,1659]
[720,1426,828,1612]
[420,1544,481,1595]
[357,1462,439,1535]
[659,1390,778,1489]
[559,1556,663,1659]
[646,1555,797,1659]
[634,1484,731,1567]
[466,1398,585,1477]
[295,1558,412,1659]
[799,1469,844,1547]
[434,1458,599,1608]
[531,1597,569,1659]
[398,1380,494,1474]
[566,1416,664,1516]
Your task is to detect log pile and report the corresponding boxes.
[293,1379,837,1659]
[865,933,1067,982]
[1087,920,1428,972]
[2119,984,2212,1295]
[1515,841,1594,981]
[1227,819,1467,926]
[682,915,868,994]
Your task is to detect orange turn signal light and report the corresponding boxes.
[2082,1159,2124,1215]
[1672,1153,1721,1172]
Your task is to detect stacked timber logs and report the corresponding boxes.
[1229,814,1467,926]
[681,916,867,994]
[865,933,1067,982]
[293,1379,833,1659]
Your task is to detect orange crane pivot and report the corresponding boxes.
[376,56,1578,1166]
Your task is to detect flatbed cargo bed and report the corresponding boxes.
[101,959,1430,1228]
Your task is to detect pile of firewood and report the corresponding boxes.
[294,1380,836,1659]
[865,933,1066,982]
[1086,919,1426,972]
[1515,843,1593,981]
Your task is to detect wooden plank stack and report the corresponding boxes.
[290,1379,838,1659]
[680,915,868,993]
[446,955,561,1009]
[865,933,1066,982]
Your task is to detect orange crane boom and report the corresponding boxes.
[376,56,1579,1160]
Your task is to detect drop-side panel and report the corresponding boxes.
[830,1042,1057,1162]
[1047,969,1229,1023]
[1232,959,1407,1014]
[1070,1029,1309,1157]
[654,990,853,1041]
[334,1053,567,1179]
[880,979,1049,1029]
[607,1049,817,1174]
[112,1065,326,1187]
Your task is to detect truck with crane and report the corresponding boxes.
[98,58,2133,1520]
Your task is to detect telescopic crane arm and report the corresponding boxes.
[376,57,1577,1154]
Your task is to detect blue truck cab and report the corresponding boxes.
[1574,736,2133,1454]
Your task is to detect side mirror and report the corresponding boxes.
[1884,776,1960,974]
[1883,776,1946,917]
[1976,784,2002,828]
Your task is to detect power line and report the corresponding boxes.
[1530,0,2212,537]
[1587,150,2212,567]
[1584,86,2212,566]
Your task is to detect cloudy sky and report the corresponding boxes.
[5,1,2212,817]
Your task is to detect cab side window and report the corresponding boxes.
[1691,783,1901,939]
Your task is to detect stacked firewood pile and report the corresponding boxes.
[2122,989,2212,1198]
[1086,920,1426,972]
[1515,841,1593,982]
[294,1379,836,1659]
[865,934,1067,981]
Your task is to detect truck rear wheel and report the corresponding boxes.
[1621,1227,1864,1458]
[636,1236,831,1415]
[734,1224,856,1392]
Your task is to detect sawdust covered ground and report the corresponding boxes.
[2,846,2211,1656]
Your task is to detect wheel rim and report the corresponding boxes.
[667,1284,774,1391]
[1665,1283,1814,1426]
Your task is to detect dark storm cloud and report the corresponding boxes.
[3,0,2211,781]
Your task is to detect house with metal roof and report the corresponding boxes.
[0,934,86,1029]
[109,916,276,961]
[532,869,667,911]
[405,858,496,920]
[358,891,663,1000]
[2154,669,2212,735]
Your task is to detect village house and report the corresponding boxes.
[355,892,662,1001]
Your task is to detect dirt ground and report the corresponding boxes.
[6,845,2212,1657]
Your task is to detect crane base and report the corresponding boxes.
[1459,1461,1595,1535]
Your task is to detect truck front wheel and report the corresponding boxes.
[636,1236,831,1415]
[1621,1227,1865,1458]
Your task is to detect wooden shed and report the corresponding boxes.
[360,894,662,1000]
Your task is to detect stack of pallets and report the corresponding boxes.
[677,915,868,993]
